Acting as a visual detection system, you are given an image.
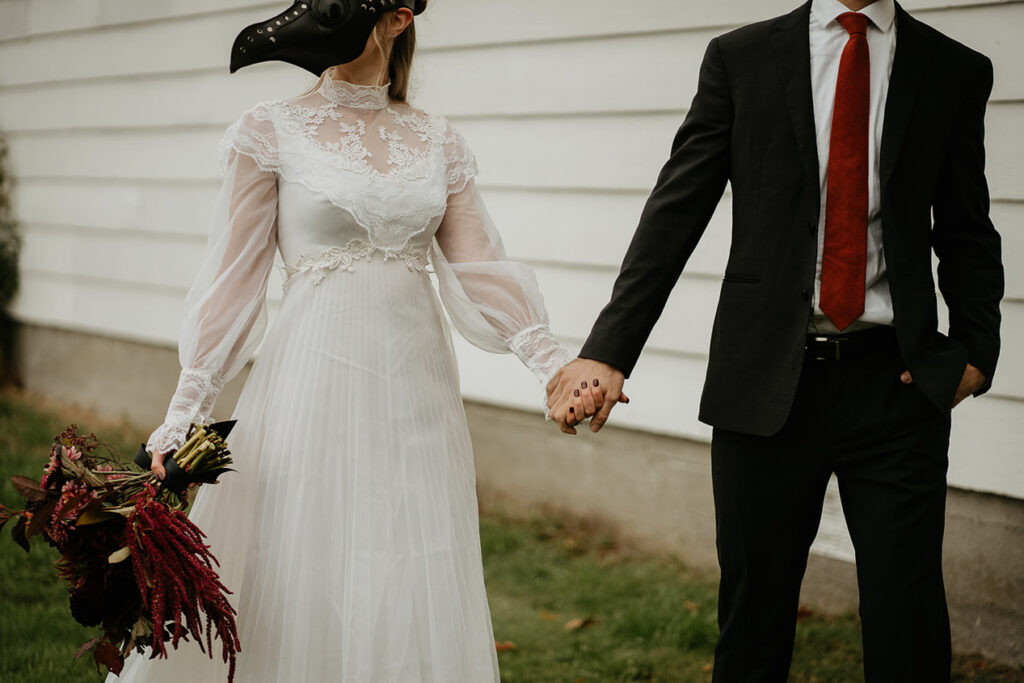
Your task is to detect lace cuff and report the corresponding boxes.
[146,369,225,455]
[509,324,576,387]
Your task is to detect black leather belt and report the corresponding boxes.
[804,326,897,361]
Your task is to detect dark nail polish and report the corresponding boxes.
[569,407,575,413]
[574,388,581,397]
[581,381,588,389]
[593,379,600,387]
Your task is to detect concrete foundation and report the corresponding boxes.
[14,321,1024,665]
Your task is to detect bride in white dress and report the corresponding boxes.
[109,3,578,681]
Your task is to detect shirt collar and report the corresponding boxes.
[811,0,896,34]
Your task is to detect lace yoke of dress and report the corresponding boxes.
[217,73,478,256]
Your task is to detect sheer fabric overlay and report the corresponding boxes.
[122,73,572,683]
[147,75,572,457]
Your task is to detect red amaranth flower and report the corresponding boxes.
[6,421,238,681]
[126,485,240,682]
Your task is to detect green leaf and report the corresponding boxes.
[76,508,120,526]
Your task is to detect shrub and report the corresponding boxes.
[0,132,19,308]
[0,131,21,386]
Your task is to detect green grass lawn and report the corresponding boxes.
[1,390,1020,682]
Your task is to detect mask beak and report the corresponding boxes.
[228,1,384,77]
[229,19,265,74]
[230,2,316,75]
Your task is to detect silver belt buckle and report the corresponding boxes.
[810,335,841,361]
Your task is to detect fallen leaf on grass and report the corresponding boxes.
[702,663,713,672]
[539,610,559,621]
[796,605,814,621]
[564,616,598,631]
[495,641,516,651]
[683,600,700,612]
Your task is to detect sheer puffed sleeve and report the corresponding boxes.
[147,103,280,455]
[431,122,574,394]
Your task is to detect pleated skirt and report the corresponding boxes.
[110,258,500,682]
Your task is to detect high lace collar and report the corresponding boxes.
[317,71,391,110]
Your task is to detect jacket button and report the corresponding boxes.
[801,287,810,300]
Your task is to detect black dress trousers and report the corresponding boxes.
[710,326,953,682]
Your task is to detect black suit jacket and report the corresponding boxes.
[578,1,1004,436]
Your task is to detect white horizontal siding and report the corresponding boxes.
[3,0,1023,507]
[11,178,221,237]
[20,222,209,291]
[6,102,1022,198]
[2,2,1021,99]
[419,0,1021,49]
[3,12,1023,128]
[13,267,284,348]
[453,328,1024,503]
[0,0,1009,45]
[0,0,263,42]
[949,393,1024,498]
[13,177,1024,296]
[0,70,301,132]
[17,214,1024,398]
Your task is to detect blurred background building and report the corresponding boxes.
[0,0,1020,664]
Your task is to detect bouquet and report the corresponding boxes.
[0,421,241,681]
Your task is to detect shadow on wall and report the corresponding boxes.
[0,130,22,388]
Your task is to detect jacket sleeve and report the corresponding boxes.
[932,54,1003,397]
[578,37,733,377]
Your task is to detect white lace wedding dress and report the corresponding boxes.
[108,72,573,683]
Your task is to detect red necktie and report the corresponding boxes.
[820,12,870,332]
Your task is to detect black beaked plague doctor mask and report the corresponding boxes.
[230,0,423,77]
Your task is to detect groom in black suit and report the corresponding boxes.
[546,0,1003,680]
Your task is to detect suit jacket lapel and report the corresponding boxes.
[879,2,936,196]
[769,1,820,222]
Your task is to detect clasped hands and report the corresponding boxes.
[545,359,629,435]
[546,359,985,436]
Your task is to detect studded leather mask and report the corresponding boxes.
[230,0,422,76]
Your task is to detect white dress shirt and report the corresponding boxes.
[808,0,897,334]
